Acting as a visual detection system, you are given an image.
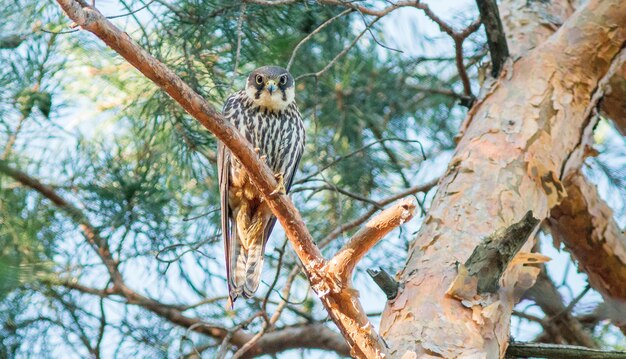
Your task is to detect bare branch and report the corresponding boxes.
[525,269,597,347]
[0,161,122,285]
[452,211,540,295]
[475,0,509,77]
[319,177,439,247]
[52,1,389,356]
[296,14,385,81]
[54,276,348,357]
[506,343,626,359]
[328,199,416,283]
[0,156,345,357]
[549,171,626,331]
[54,0,322,270]
[286,8,353,71]
[367,268,399,300]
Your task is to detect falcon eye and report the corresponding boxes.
[255,75,264,85]
[279,75,287,86]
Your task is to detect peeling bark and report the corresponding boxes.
[381,1,626,357]
[500,0,626,135]
[501,0,626,333]
[448,211,540,296]
[549,172,626,331]
[601,63,626,135]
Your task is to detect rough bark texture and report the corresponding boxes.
[380,1,626,357]
[461,211,539,294]
[601,63,626,135]
[549,172,626,330]
[500,0,626,135]
[501,0,626,331]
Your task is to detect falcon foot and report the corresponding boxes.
[270,173,286,195]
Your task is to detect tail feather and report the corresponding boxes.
[227,222,268,302]
[227,204,273,305]
[243,243,265,297]
[228,223,245,303]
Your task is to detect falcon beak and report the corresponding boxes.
[266,80,277,95]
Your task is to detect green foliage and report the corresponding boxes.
[0,0,623,358]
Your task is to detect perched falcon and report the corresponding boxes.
[218,66,305,304]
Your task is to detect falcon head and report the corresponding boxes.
[245,66,295,111]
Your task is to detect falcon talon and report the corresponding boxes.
[217,66,305,305]
[270,173,286,196]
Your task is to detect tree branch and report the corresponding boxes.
[0,158,348,357]
[328,198,416,283]
[52,1,413,356]
[367,268,399,300]
[0,161,122,285]
[506,343,626,359]
[319,177,438,248]
[549,171,626,332]
[475,0,509,77]
[524,269,597,347]
[52,276,349,357]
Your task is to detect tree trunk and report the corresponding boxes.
[380,0,626,357]
[501,0,626,333]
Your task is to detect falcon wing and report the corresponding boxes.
[217,140,233,293]
[262,108,305,243]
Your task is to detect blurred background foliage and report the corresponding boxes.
[0,0,624,358]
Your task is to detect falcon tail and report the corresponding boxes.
[227,217,269,305]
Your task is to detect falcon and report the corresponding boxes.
[218,66,305,305]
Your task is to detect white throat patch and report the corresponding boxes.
[245,86,295,112]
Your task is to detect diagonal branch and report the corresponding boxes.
[549,171,626,332]
[525,269,598,347]
[54,0,323,273]
[328,198,416,283]
[52,1,415,357]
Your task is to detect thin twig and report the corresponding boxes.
[319,177,439,247]
[287,8,353,71]
[296,14,385,81]
[294,138,425,185]
[232,2,247,84]
[107,0,155,19]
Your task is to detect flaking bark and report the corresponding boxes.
[550,172,626,331]
[380,1,626,357]
[454,211,539,295]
